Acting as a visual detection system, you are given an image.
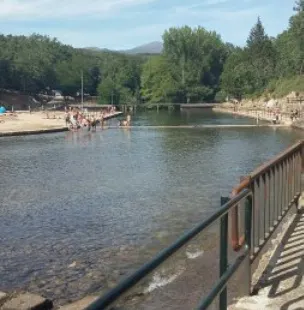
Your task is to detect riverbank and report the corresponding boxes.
[213,106,294,126]
[0,111,123,137]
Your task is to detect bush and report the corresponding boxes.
[268,76,304,98]
[214,90,227,102]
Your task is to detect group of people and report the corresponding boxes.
[290,109,300,121]
[271,109,300,124]
[64,107,131,131]
[65,109,104,131]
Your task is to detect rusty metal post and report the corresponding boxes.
[230,177,250,251]
[219,197,230,310]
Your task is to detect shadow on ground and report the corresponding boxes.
[254,209,304,310]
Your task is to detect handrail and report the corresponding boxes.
[197,247,250,310]
[250,140,303,180]
[230,140,303,252]
[86,140,303,310]
[85,189,251,310]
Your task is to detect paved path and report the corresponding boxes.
[230,209,304,310]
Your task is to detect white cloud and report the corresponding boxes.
[1,22,168,49]
[0,0,288,49]
[171,2,262,20]
[55,23,168,48]
[0,0,156,20]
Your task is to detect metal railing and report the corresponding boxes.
[230,140,303,257]
[85,140,303,310]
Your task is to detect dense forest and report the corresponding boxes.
[0,0,303,105]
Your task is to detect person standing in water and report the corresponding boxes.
[100,111,104,128]
[126,113,131,126]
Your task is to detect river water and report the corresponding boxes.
[0,109,302,306]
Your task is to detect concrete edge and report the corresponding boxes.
[0,292,53,310]
[0,292,9,307]
[58,296,98,310]
[250,202,299,291]
[0,127,68,137]
[228,200,301,309]
[103,112,123,120]
[291,123,304,131]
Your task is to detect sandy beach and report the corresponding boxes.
[0,111,123,136]
[0,112,66,133]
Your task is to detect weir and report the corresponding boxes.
[98,124,288,130]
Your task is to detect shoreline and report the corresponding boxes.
[0,126,69,137]
[0,111,123,137]
[212,107,294,126]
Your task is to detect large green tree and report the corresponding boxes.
[160,26,227,103]
[141,55,177,103]
[221,17,276,98]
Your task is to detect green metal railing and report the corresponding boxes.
[85,140,303,310]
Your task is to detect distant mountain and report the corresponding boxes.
[83,47,112,52]
[122,41,163,54]
[84,41,163,55]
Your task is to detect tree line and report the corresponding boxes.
[0,0,303,105]
[221,0,304,100]
[0,35,143,104]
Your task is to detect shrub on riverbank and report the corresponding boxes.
[267,76,304,98]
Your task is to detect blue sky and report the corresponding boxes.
[0,0,296,50]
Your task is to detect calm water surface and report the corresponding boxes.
[0,110,302,304]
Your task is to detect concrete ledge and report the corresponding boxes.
[0,293,53,310]
[0,292,8,306]
[59,296,98,310]
[291,121,304,131]
[0,127,68,137]
[0,293,7,302]
[103,112,123,120]
[250,203,298,290]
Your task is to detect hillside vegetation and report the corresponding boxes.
[0,0,303,105]
[266,76,304,98]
